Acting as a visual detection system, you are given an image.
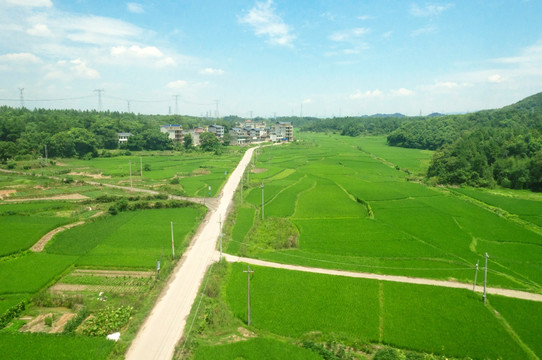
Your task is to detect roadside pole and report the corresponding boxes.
[243,266,254,326]
[171,221,175,259]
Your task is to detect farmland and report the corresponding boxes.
[183,131,541,359]
[0,148,245,359]
[225,133,542,293]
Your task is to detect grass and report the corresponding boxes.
[0,253,77,294]
[225,132,542,292]
[489,295,542,357]
[0,215,71,256]
[0,333,115,360]
[226,263,380,341]
[46,207,206,268]
[222,262,534,360]
[193,337,323,360]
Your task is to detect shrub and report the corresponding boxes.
[374,348,400,360]
[0,300,26,329]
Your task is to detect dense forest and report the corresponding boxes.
[388,93,542,191]
[300,114,410,136]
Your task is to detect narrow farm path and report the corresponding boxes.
[30,221,85,252]
[221,253,542,302]
[125,146,256,360]
[30,211,104,252]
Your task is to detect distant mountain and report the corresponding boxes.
[367,113,406,118]
[427,112,445,117]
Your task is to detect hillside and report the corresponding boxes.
[387,92,542,191]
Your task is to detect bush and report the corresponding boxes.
[63,306,89,334]
[0,300,26,329]
[374,348,400,360]
[7,162,15,169]
[82,306,133,336]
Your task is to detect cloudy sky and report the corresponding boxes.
[1,0,541,117]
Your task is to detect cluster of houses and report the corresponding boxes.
[117,120,293,146]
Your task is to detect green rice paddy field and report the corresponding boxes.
[226,133,542,293]
[219,262,542,360]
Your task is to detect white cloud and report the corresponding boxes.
[239,0,295,47]
[70,58,100,79]
[329,27,370,42]
[391,88,414,96]
[411,25,436,37]
[60,15,143,45]
[45,58,99,80]
[302,98,312,104]
[358,15,373,21]
[410,3,452,17]
[167,80,188,89]
[157,57,176,67]
[0,52,41,63]
[200,67,224,75]
[111,45,163,58]
[487,74,504,83]
[4,0,52,7]
[349,89,382,99]
[127,3,144,14]
[26,23,51,36]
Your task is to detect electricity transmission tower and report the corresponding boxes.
[173,95,180,115]
[214,99,220,119]
[94,89,104,111]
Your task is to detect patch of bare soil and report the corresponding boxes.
[251,168,267,174]
[71,269,154,278]
[5,193,89,202]
[192,168,211,175]
[19,312,76,334]
[31,221,85,252]
[50,284,141,293]
[0,189,16,199]
[51,313,76,333]
[68,171,111,179]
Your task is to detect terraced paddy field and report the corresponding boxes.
[226,133,542,293]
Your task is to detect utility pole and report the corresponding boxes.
[18,88,24,108]
[129,160,133,191]
[473,260,479,292]
[483,253,489,303]
[127,100,131,113]
[243,266,254,326]
[261,183,264,220]
[140,157,143,177]
[94,89,104,112]
[241,173,243,204]
[44,144,48,163]
[171,221,175,259]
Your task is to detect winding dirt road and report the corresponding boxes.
[125,146,256,360]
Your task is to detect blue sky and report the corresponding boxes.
[1,0,542,117]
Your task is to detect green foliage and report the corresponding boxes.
[82,305,133,336]
[0,333,115,360]
[243,217,298,256]
[0,300,26,329]
[193,338,323,360]
[200,131,222,153]
[374,348,400,360]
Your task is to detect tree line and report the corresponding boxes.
[0,107,235,160]
[387,93,542,191]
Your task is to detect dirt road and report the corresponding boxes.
[125,146,255,360]
[222,253,542,302]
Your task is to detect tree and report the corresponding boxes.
[0,141,16,161]
[200,132,222,153]
[183,133,193,150]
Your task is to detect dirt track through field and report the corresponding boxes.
[125,146,256,360]
[221,253,542,302]
[30,221,85,252]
